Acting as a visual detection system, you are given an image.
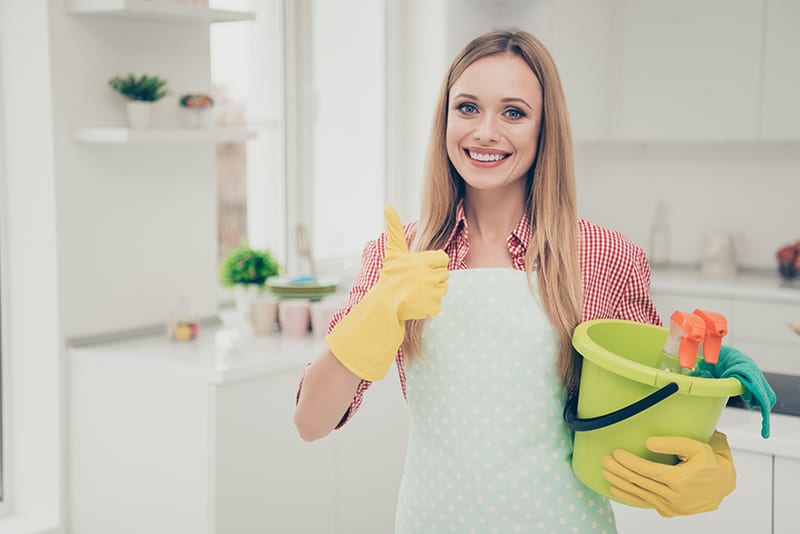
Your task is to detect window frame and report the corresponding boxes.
[0,14,7,515]
[0,0,63,531]
[283,0,393,285]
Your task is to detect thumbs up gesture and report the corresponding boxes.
[326,206,449,381]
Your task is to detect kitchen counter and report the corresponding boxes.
[68,326,800,460]
[67,326,323,385]
[717,406,800,460]
[650,266,800,303]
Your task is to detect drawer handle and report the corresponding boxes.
[788,322,800,336]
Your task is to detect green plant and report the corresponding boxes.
[108,73,169,102]
[220,245,280,287]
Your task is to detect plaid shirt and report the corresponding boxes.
[300,201,661,428]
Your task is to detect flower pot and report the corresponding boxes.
[183,107,214,128]
[233,284,261,322]
[126,100,153,129]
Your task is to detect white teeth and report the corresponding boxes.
[469,150,505,162]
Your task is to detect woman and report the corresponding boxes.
[294,30,735,532]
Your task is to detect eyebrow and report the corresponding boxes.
[452,93,533,110]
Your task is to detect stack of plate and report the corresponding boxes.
[266,276,338,300]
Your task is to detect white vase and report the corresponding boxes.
[233,284,261,322]
[184,107,214,128]
[126,100,153,129]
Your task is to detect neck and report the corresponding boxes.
[463,186,526,244]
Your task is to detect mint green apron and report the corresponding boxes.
[395,269,616,533]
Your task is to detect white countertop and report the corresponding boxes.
[68,325,800,459]
[68,326,323,385]
[650,267,800,303]
[717,407,800,459]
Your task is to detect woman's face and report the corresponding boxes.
[446,53,543,192]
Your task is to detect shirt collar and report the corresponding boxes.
[442,199,531,257]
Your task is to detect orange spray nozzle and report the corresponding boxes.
[693,309,728,364]
[669,311,705,369]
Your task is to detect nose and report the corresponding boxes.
[473,114,499,143]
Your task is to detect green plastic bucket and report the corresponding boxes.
[564,319,744,500]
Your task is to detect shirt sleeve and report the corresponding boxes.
[613,245,662,326]
[294,233,393,429]
[579,219,663,326]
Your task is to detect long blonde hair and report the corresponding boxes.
[402,30,584,393]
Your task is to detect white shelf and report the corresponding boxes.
[68,0,255,23]
[73,126,258,144]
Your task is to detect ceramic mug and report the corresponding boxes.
[279,299,311,338]
[310,298,342,339]
[250,296,278,336]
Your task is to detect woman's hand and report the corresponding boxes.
[602,431,736,517]
[325,205,449,382]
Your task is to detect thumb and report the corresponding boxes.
[645,436,705,459]
[384,205,409,255]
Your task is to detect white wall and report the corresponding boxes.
[575,143,798,270]
[48,2,219,339]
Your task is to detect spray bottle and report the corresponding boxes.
[693,308,728,365]
[657,310,705,375]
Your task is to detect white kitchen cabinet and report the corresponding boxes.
[616,0,763,142]
[212,369,338,534]
[611,448,773,534]
[773,455,800,534]
[214,363,409,534]
[761,0,800,141]
[69,333,410,534]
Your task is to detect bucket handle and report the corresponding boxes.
[563,382,680,432]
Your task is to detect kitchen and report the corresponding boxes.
[1,0,799,533]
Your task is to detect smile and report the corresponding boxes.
[465,148,510,164]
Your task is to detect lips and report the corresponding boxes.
[464,147,510,166]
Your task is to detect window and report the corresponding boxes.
[306,0,386,270]
[0,43,5,509]
[211,0,287,268]
[212,0,387,290]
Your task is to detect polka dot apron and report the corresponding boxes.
[395,268,617,533]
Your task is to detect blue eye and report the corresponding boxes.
[505,108,525,119]
[457,102,478,114]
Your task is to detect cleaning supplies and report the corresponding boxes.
[693,308,728,365]
[657,309,729,375]
[657,311,705,375]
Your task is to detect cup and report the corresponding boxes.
[250,295,278,336]
[310,298,342,339]
[278,299,311,338]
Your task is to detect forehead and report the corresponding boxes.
[449,53,542,103]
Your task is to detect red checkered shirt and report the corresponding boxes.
[298,201,662,428]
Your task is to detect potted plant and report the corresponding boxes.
[179,92,215,128]
[220,244,281,324]
[108,73,169,129]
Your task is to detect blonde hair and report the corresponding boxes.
[402,30,584,393]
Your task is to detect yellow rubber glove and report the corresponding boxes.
[602,431,736,517]
[325,205,449,382]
